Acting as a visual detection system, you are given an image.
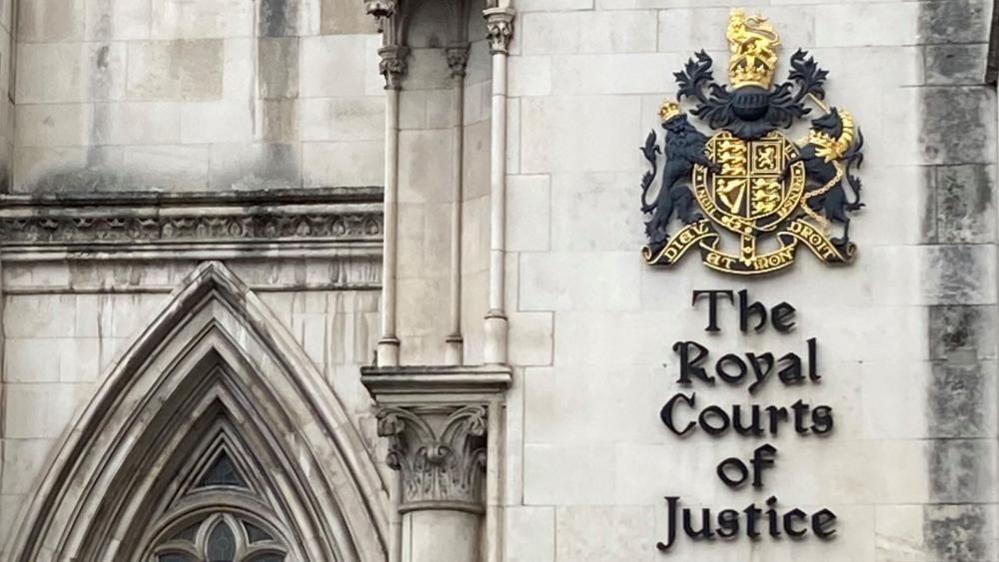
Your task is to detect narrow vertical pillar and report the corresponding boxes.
[376,45,408,368]
[445,46,470,366]
[482,7,515,366]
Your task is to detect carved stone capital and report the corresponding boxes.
[445,46,470,79]
[376,405,488,513]
[484,8,515,55]
[364,0,397,18]
[378,45,410,90]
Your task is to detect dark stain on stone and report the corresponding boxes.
[96,45,110,70]
[922,166,939,243]
[919,87,993,165]
[28,168,129,193]
[928,363,989,438]
[925,44,989,85]
[928,439,993,503]
[260,99,299,142]
[919,0,990,45]
[925,245,988,305]
[928,305,996,360]
[210,144,302,190]
[257,38,300,99]
[923,504,989,561]
[260,0,298,37]
[934,165,994,243]
[0,163,11,194]
[920,0,996,556]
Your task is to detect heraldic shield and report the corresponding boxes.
[640,10,865,276]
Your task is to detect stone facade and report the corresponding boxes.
[0,0,996,561]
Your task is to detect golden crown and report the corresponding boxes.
[658,100,681,121]
[726,9,781,89]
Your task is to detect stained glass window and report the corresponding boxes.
[198,452,247,488]
[206,521,237,562]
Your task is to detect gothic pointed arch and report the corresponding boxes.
[4,261,389,562]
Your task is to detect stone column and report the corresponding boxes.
[445,46,470,366]
[377,405,488,562]
[368,0,409,367]
[482,7,515,366]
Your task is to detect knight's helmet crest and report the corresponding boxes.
[726,10,781,89]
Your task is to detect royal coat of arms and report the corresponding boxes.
[641,10,865,275]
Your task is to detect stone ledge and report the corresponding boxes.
[0,187,384,261]
[361,365,513,403]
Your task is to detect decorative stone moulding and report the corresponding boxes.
[362,365,512,513]
[378,45,410,90]
[484,7,515,54]
[0,187,383,261]
[377,405,488,513]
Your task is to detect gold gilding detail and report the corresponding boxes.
[809,109,856,162]
[726,9,780,89]
[658,100,681,121]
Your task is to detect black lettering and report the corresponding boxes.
[738,289,768,333]
[716,353,747,384]
[808,337,820,382]
[683,508,716,540]
[717,457,749,488]
[674,341,714,386]
[716,509,740,539]
[765,405,789,436]
[791,400,811,435]
[772,302,796,332]
[812,405,834,435]
[744,503,762,539]
[812,509,838,539]
[732,404,763,437]
[766,496,781,537]
[692,290,733,333]
[661,393,697,436]
[750,444,778,489]
[777,352,804,385]
[747,352,775,393]
[783,509,808,538]
[657,497,679,551]
[699,405,730,435]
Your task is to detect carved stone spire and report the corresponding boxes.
[445,46,470,79]
[378,45,410,90]
[376,405,488,513]
[484,7,515,55]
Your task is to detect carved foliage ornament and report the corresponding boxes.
[484,8,514,55]
[378,46,410,90]
[0,212,382,245]
[377,406,488,513]
[640,10,865,276]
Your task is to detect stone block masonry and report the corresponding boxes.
[11,0,385,193]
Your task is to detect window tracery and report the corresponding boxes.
[152,513,287,562]
[142,422,293,562]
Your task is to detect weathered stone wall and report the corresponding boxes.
[395,0,493,365]
[502,1,998,561]
[13,0,383,193]
[919,1,998,559]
